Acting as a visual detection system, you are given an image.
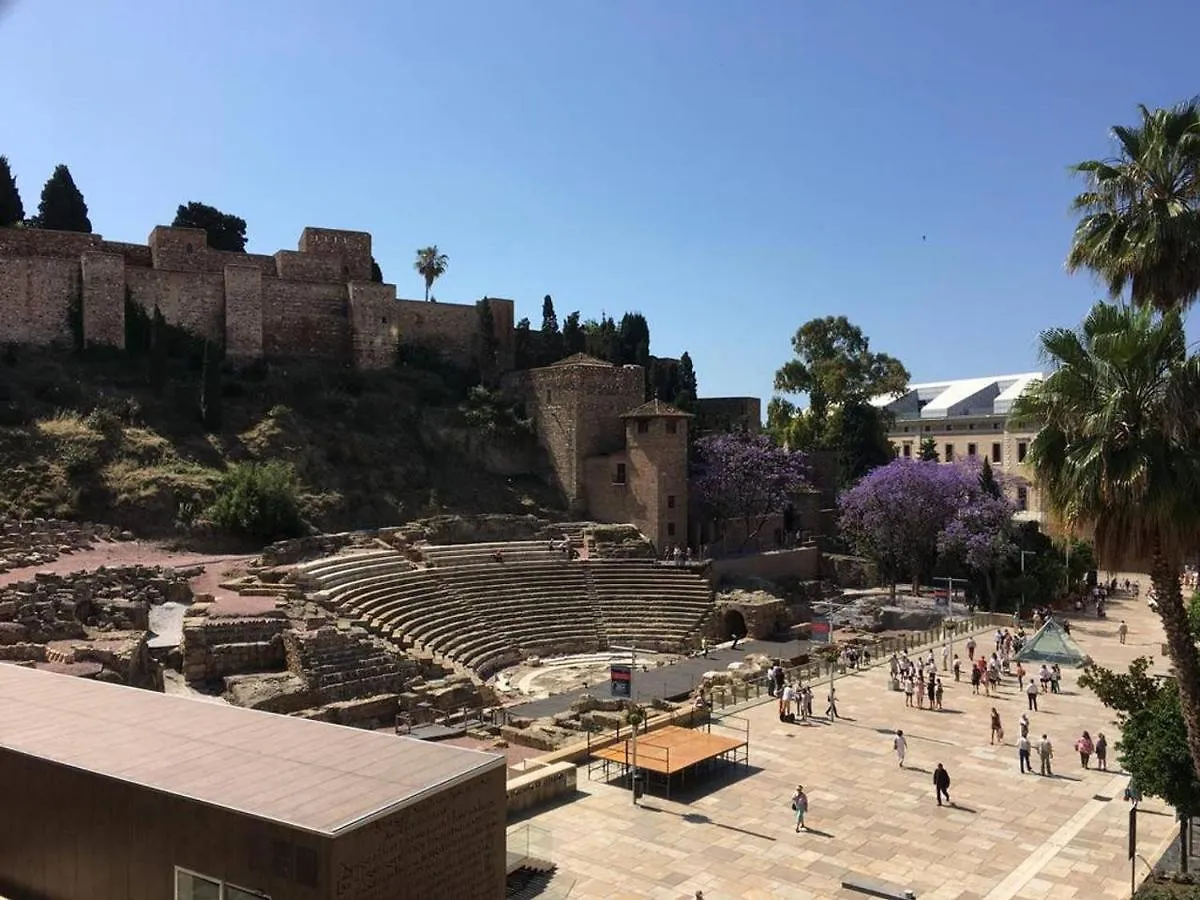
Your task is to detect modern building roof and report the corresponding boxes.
[870,372,1042,420]
[0,664,504,837]
[620,398,693,418]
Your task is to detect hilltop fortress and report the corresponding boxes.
[0,224,514,370]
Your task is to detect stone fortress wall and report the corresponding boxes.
[0,225,514,371]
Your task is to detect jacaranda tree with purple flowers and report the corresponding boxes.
[838,457,1016,602]
[691,432,810,551]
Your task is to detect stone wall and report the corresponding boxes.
[0,225,519,372]
[708,547,821,583]
[505,761,577,816]
[0,565,193,644]
[392,296,515,372]
[180,616,288,683]
[693,397,762,434]
[0,517,125,572]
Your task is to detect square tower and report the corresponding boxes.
[620,399,692,550]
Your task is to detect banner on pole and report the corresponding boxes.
[610,664,632,698]
[809,622,832,644]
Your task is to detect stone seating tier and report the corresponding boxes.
[296,554,412,590]
[294,550,404,580]
[420,541,560,568]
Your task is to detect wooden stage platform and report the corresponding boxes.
[588,721,750,798]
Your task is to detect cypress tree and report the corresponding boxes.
[199,340,222,431]
[149,306,168,394]
[561,311,585,356]
[35,164,92,233]
[676,351,698,410]
[370,258,383,283]
[477,298,499,382]
[0,156,23,227]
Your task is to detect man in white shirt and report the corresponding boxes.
[1037,734,1054,776]
[1017,734,1031,773]
[894,729,908,768]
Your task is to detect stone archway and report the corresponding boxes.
[722,609,747,640]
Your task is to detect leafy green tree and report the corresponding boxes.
[32,164,91,233]
[1187,592,1200,639]
[1079,657,1200,873]
[1068,100,1200,312]
[561,311,585,355]
[0,156,23,227]
[413,246,448,301]
[676,351,698,411]
[172,202,247,252]
[206,461,306,543]
[583,315,618,362]
[919,436,939,461]
[1013,302,1200,783]
[773,316,909,483]
[616,312,651,368]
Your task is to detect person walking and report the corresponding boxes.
[1015,661,1026,690]
[1118,620,1128,644]
[1017,733,1032,773]
[894,729,908,768]
[966,636,976,662]
[971,664,982,696]
[826,686,838,721]
[926,673,936,709]
[990,708,1004,745]
[1037,734,1054,776]
[791,784,808,831]
[1026,678,1039,711]
[1019,713,1030,739]
[904,675,914,708]
[935,678,944,710]
[1096,733,1108,771]
[1076,731,1094,769]
[933,763,952,806]
[953,654,962,682]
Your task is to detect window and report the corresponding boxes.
[967,443,977,457]
[902,443,912,458]
[546,390,553,404]
[924,425,931,432]
[993,422,1001,430]
[945,443,954,461]
[666,420,678,434]
[947,424,954,431]
[177,871,221,900]
[1017,441,1028,463]
[991,442,1002,463]
[637,420,649,434]
[667,495,676,509]
[903,426,910,433]
[968,423,976,430]
[1017,486,1029,511]
[176,870,267,900]
[667,522,676,537]
[614,463,626,484]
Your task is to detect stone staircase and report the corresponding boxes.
[285,627,410,704]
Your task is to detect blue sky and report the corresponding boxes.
[2,1,1196,403]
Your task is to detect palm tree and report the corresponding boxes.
[1012,302,1200,777]
[1068,100,1200,312]
[413,246,448,302]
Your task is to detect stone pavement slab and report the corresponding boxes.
[517,578,1178,898]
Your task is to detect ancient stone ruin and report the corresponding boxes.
[0,517,128,573]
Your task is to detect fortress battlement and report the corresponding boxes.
[0,225,513,370]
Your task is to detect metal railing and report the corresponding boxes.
[701,612,1015,712]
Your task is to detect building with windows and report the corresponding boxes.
[0,664,507,900]
[871,372,1045,522]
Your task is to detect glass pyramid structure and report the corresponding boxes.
[1015,619,1089,667]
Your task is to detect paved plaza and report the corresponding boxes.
[518,580,1179,899]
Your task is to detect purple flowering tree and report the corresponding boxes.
[937,466,1017,607]
[691,433,810,551]
[837,459,964,599]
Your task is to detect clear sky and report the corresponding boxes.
[1,1,1196,403]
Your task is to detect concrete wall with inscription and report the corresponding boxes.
[330,763,507,900]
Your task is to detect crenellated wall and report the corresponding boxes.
[0,225,516,371]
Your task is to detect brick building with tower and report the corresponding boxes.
[508,353,692,550]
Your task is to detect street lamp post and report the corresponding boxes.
[939,576,967,667]
[611,644,640,804]
[1020,550,1036,618]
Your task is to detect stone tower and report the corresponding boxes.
[619,399,692,550]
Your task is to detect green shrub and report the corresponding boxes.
[206,461,307,543]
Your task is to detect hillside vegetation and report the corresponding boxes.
[0,345,561,540]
